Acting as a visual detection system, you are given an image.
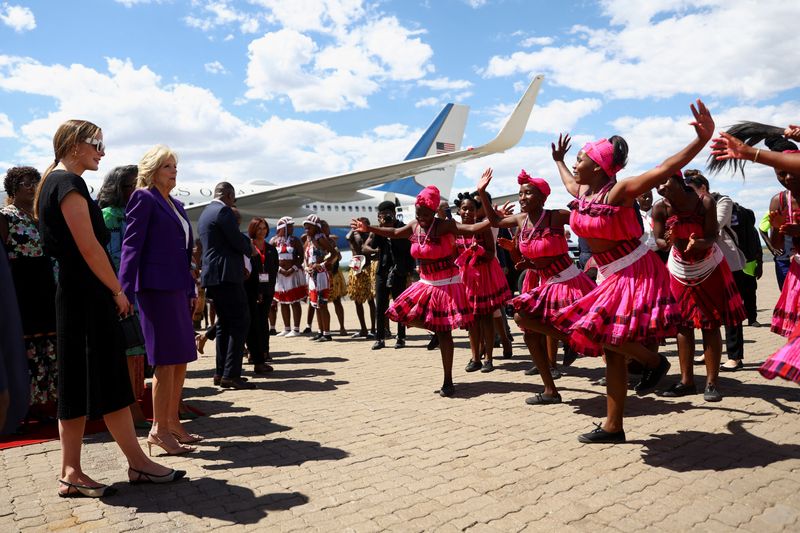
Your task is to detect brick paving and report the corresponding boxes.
[1,266,799,532]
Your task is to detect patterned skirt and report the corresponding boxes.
[348,269,374,304]
[550,240,679,357]
[668,249,746,329]
[25,334,58,406]
[387,265,474,331]
[274,267,308,304]
[760,324,800,384]
[330,270,347,300]
[308,268,331,307]
[771,256,800,337]
[512,255,596,325]
[459,256,512,316]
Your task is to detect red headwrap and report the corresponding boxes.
[415,185,440,211]
[582,138,623,177]
[517,169,551,200]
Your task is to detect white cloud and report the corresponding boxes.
[252,0,365,34]
[0,113,14,137]
[0,55,428,191]
[520,36,553,47]
[0,3,35,32]
[114,0,165,7]
[244,15,434,112]
[204,60,227,75]
[415,97,439,108]
[185,1,260,34]
[483,1,800,101]
[418,77,472,91]
[465,0,488,7]
[484,98,602,135]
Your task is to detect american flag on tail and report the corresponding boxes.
[435,142,455,154]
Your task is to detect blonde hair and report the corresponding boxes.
[34,119,102,218]
[137,144,178,189]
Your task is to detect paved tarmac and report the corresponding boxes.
[1,265,799,532]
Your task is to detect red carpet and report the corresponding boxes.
[0,387,205,450]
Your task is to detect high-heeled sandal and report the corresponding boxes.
[172,431,204,444]
[146,433,196,456]
[128,467,187,485]
[58,479,117,498]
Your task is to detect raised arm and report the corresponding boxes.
[351,218,414,239]
[476,168,524,229]
[711,132,800,175]
[609,99,715,203]
[551,133,581,197]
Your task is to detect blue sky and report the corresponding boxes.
[1,0,799,218]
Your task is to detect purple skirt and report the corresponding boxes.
[137,289,198,366]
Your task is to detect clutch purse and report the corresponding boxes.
[119,313,145,350]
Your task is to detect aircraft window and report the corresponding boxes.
[348,206,353,212]
[313,205,317,210]
[334,205,339,211]
[368,206,373,212]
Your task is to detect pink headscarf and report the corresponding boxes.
[517,169,551,200]
[416,185,440,211]
[582,139,623,177]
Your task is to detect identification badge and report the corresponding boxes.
[259,273,269,283]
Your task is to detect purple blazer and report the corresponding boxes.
[119,188,194,301]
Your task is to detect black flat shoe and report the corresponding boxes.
[480,360,494,373]
[578,424,626,444]
[634,355,671,394]
[550,367,562,380]
[660,381,697,397]
[524,366,539,376]
[563,347,577,367]
[435,384,455,397]
[465,360,482,372]
[704,384,723,402]
[394,339,405,349]
[720,359,743,372]
[525,392,562,405]
[371,340,385,350]
[58,480,117,498]
[129,467,187,485]
[426,335,439,351]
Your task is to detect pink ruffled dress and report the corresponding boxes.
[387,225,474,331]
[665,203,745,329]
[455,234,512,316]
[771,195,800,337]
[510,210,595,324]
[550,186,679,357]
[761,323,800,384]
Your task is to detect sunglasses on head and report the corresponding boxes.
[84,137,105,153]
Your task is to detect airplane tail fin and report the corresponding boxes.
[371,103,468,201]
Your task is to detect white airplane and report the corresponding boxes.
[179,75,544,235]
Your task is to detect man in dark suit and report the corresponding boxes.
[199,182,254,389]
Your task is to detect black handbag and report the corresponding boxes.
[119,313,145,350]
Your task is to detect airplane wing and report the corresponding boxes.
[185,75,544,220]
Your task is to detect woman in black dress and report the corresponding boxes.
[36,119,184,497]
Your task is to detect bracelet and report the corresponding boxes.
[753,148,760,163]
[112,288,124,297]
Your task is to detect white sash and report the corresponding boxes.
[667,244,724,286]
[596,242,649,282]
[419,274,462,287]
[544,262,582,285]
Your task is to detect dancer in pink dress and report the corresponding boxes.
[453,192,512,374]
[525,100,715,443]
[652,171,745,401]
[477,169,595,405]
[710,128,800,384]
[350,186,490,397]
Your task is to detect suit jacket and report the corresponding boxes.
[198,200,251,287]
[119,188,194,301]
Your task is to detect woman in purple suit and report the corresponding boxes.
[119,145,199,456]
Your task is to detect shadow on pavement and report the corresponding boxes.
[256,378,349,392]
[105,479,309,524]
[634,420,800,471]
[202,437,348,471]
[451,380,539,398]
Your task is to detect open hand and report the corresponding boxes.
[785,124,800,141]
[689,99,715,142]
[495,201,514,217]
[710,131,755,162]
[350,218,368,232]
[477,168,493,192]
[769,209,787,229]
[551,133,571,162]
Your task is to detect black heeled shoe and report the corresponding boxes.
[128,467,187,485]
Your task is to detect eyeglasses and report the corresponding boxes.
[19,179,40,189]
[84,137,105,153]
